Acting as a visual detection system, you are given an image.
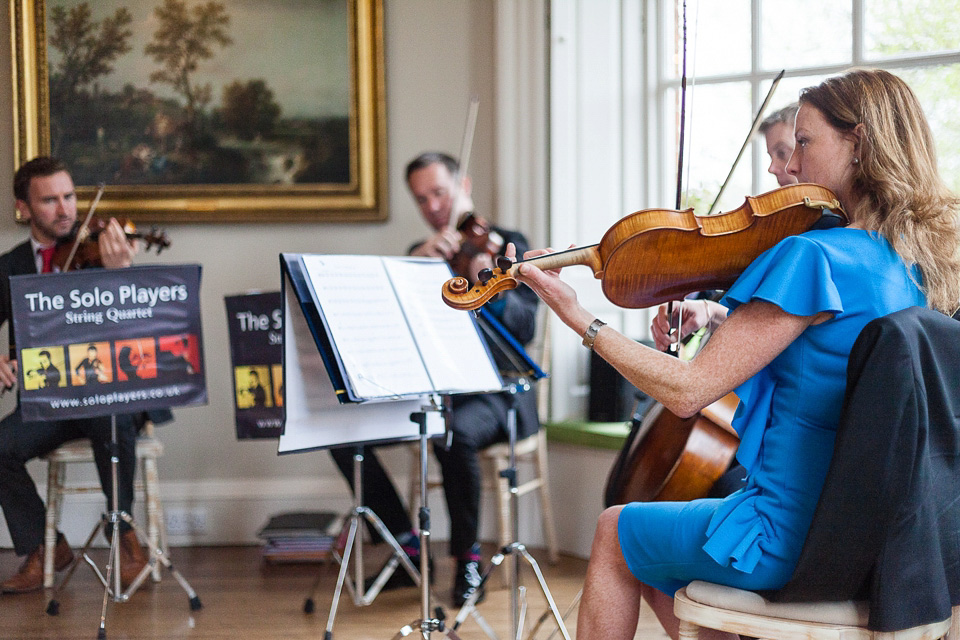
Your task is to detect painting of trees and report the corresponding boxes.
[220,80,282,141]
[47,4,133,153]
[144,0,233,133]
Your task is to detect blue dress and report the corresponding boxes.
[617,228,927,595]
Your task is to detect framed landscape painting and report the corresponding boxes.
[11,0,387,222]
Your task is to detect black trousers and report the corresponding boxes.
[0,408,137,555]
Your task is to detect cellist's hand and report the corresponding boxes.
[511,244,595,337]
[651,299,726,352]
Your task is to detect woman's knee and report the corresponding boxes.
[591,505,625,555]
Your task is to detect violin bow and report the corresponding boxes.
[706,69,785,216]
[446,95,481,232]
[61,182,106,271]
[675,0,689,210]
[668,0,691,354]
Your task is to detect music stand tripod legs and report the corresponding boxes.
[45,415,202,640]
[393,407,462,640]
[308,446,423,640]
[452,383,572,640]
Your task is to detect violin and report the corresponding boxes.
[448,212,505,278]
[441,183,847,311]
[52,217,171,271]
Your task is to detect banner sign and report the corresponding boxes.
[11,264,207,422]
[225,291,283,439]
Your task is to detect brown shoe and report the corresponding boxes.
[0,533,73,594]
[53,532,74,572]
[1,545,44,593]
[118,530,149,589]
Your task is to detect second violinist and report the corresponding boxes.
[327,151,540,606]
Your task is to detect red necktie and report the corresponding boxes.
[38,246,55,273]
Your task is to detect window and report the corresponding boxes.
[655,0,960,214]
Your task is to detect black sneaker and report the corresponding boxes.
[453,558,485,606]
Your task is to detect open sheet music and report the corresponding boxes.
[281,254,502,404]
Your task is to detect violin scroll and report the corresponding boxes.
[442,257,521,311]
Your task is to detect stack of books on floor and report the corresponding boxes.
[258,511,340,564]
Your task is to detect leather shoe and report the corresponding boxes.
[453,558,485,606]
[1,533,72,594]
[118,530,149,589]
[53,532,74,572]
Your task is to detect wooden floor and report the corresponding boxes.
[0,543,670,639]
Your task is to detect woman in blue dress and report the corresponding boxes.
[511,69,960,639]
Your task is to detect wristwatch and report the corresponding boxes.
[581,319,607,350]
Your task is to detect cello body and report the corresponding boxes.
[604,393,740,507]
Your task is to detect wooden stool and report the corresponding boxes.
[674,580,958,640]
[43,421,167,588]
[481,430,559,570]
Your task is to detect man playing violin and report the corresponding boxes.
[330,152,540,606]
[0,156,148,593]
[512,69,960,639]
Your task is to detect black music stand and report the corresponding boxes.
[449,379,571,640]
[45,414,202,638]
[281,253,508,639]
[8,265,206,639]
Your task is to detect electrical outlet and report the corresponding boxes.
[166,507,208,535]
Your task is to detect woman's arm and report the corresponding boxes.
[512,245,829,417]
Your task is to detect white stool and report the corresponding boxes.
[674,580,958,640]
[43,421,167,588]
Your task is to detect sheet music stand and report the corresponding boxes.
[280,253,507,639]
[46,414,202,638]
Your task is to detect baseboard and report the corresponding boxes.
[0,473,556,552]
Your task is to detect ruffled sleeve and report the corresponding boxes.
[720,234,844,317]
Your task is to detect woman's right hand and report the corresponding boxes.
[651,299,723,352]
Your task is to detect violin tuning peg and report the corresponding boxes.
[477,268,493,285]
[496,256,513,272]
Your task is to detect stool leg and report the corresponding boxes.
[535,431,560,564]
[678,619,700,640]
[491,453,512,588]
[43,461,64,588]
[143,454,163,581]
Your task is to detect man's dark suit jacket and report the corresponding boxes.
[0,240,38,353]
[769,306,960,632]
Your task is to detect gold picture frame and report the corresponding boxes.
[11,0,386,223]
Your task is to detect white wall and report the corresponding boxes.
[0,0,557,551]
